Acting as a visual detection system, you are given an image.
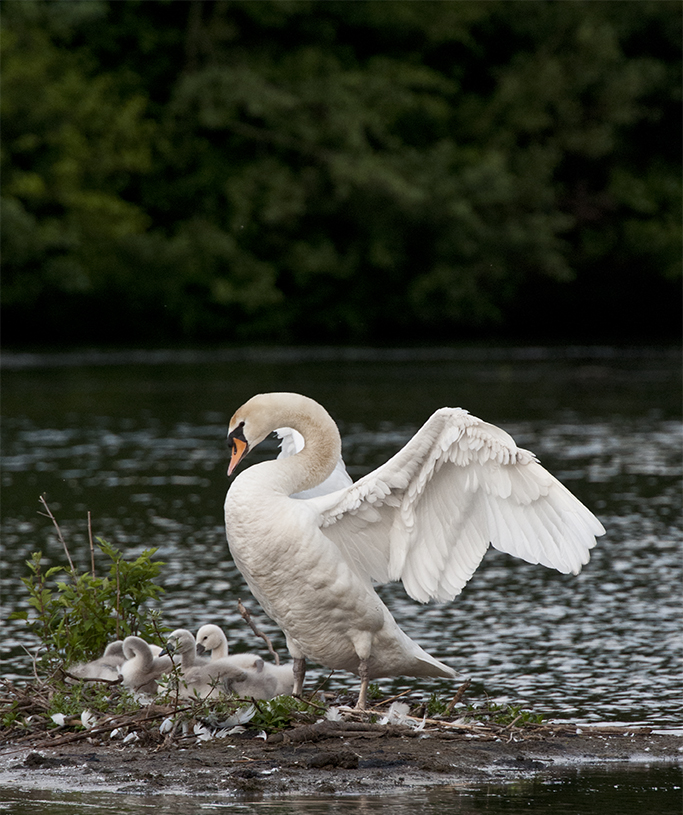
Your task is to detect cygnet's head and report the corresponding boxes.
[195,624,228,658]
[163,628,197,657]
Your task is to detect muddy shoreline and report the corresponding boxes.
[2,722,681,800]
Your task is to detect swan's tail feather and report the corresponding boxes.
[411,653,457,679]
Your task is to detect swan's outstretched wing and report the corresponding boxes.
[306,408,605,604]
[276,427,353,498]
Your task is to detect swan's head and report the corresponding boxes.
[227,392,329,476]
[195,624,228,657]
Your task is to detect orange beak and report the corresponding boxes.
[228,436,249,476]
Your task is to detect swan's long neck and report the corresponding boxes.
[273,405,340,495]
[244,394,341,496]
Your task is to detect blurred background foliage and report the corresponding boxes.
[2,0,680,345]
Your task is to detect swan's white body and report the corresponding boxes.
[120,637,172,695]
[224,392,604,707]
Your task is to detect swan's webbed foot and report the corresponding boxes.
[355,658,369,710]
[292,656,306,696]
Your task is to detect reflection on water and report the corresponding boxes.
[1,347,681,728]
[0,765,680,814]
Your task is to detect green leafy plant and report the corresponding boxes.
[47,680,142,720]
[466,701,545,726]
[10,540,166,669]
[249,696,321,733]
[426,692,449,717]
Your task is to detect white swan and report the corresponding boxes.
[69,640,125,681]
[224,392,605,708]
[120,636,172,695]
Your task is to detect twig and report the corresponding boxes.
[18,709,172,752]
[59,668,123,686]
[446,677,471,713]
[21,644,44,683]
[87,511,96,578]
[39,495,75,575]
[504,713,524,731]
[308,670,335,701]
[115,562,121,640]
[374,688,413,707]
[237,599,280,665]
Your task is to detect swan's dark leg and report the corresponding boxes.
[292,656,306,696]
[355,658,369,710]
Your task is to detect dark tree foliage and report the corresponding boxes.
[2,0,680,345]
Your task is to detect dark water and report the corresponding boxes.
[1,347,681,730]
[0,765,680,814]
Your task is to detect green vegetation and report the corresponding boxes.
[250,695,322,733]
[2,0,680,345]
[10,542,165,670]
[426,691,545,725]
[467,701,545,727]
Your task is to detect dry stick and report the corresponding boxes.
[39,495,75,575]
[4,700,204,756]
[307,670,335,702]
[16,710,173,752]
[446,677,472,713]
[59,668,123,686]
[87,511,95,578]
[237,599,280,665]
[373,688,413,708]
[115,561,121,640]
[21,644,43,684]
[503,713,524,731]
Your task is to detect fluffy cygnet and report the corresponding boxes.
[165,628,246,700]
[219,654,294,699]
[195,624,294,698]
[120,636,172,695]
[69,640,125,681]
[263,662,295,696]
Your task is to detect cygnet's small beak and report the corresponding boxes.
[160,643,174,658]
[196,643,206,656]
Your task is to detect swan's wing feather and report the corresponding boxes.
[307,408,604,604]
[276,427,353,498]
